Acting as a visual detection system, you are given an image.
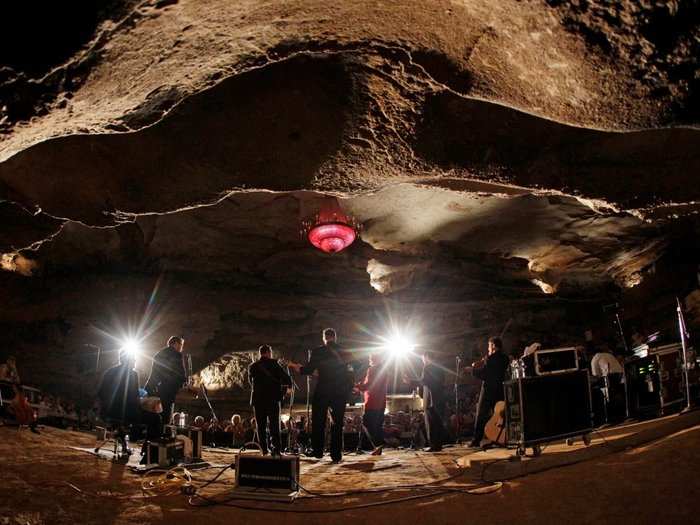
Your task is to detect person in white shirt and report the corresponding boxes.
[591,348,624,377]
[591,344,626,424]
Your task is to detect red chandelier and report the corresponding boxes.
[301,200,362,254]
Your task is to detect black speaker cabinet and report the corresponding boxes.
[505,370,593,446]
[235,454,300,492]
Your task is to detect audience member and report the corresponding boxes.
[0,356,20,384]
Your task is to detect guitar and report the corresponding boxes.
[483,400,507,446]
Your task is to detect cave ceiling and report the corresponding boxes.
[1,0,699,385]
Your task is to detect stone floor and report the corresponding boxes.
[2,411,700,524]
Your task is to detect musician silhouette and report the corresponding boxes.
[288,328,357,463]
[248,344,292,455]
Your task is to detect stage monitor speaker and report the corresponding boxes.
[235,454,300,494]
[506,370,592,444]
[145,440,185,467]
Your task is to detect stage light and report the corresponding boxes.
[384,334,415,359]
[121,337,141,358]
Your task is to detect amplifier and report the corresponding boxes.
[234,454,300,501]
[534,347,580,376]
[626,348,684,416]
[145,439,185,467]
[505,370,592,446]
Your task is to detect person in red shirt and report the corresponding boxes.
[355,353,388,455]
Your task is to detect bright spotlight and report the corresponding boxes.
[121,337,141,358]
[385,334,415,358]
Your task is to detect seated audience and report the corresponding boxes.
[6,384,39,433]
[0,356,20,384]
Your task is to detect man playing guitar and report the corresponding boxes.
[467,336,509,448]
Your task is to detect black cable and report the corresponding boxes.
[194,464,231,490]
[187,451,503,513]
[189,488,455,513]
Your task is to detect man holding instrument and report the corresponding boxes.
[145,335,187,435]
[355,352,388,454]
[98,349,160,461]
[248,344,292,455]
[468,336,509,448]
[288,328,356,463]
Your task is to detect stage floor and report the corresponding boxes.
[2,411,700,524]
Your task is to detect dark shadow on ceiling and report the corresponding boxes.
[413,92,700,210]
[0,55,356,224]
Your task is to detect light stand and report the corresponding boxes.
[355,421,376,454]
[677,297,696,413]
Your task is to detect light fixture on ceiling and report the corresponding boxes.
[301,198,362,254]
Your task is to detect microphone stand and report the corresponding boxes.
[454,356,461,443]
[604,303,632,420]
[286,364,300,453]
[677,297,696,413]
[305,349,311,424]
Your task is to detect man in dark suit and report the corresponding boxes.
[470,336,510,447]
[145,335,187,434]
[289,328,357,463]
[406,349,447,452]
[98,350,160,459]
[248,344,292,455]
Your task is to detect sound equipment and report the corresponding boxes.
[534,347,580,376]
[626,346,684,416]
[632,342,683,359]
[505,370,592,454]
[145,439,186,467]
[233,454,300,502]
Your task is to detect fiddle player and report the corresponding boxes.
[288,328,356,463]
[468,336,509,448]
[248,344,292,456]
[355,352,388,454]
[144,336,187,435]
[98,349,160,461]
